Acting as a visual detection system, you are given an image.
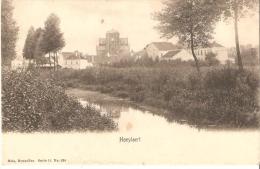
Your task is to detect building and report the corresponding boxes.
[144,41,234,64]
[228,45,259,65]
[193,42,234,64]
[145,42,179,60]
[160,49,194,61]
[61,51,93,69]
[96,29,130,64]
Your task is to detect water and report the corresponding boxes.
[2,88,260,164]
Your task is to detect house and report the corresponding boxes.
[96,29,130,64]
[61,51,93,69]
[145,42,179,60]
[193,42,234,64]
[160,49,193,61]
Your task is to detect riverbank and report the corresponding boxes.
[56,66,260,129]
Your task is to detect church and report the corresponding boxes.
[96,29,130,64]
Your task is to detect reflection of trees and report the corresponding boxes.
[91,101,129,118]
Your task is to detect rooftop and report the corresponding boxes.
[150,42,178,51]
[207,42,224,48]
[162,50,181,58]
[62,51,82,60]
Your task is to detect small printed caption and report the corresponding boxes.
[7,158,67,164]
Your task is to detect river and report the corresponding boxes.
[2,88,260,164]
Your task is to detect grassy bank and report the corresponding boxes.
[55,65,260,128]
[2,69,116,132]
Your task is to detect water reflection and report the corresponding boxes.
[79,98,124,118]
[78,96,198,133]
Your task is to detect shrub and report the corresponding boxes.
[205,52,220,66]
[2,70,116,132]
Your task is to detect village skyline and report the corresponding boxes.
[13,0,259,57]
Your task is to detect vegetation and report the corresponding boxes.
[23,27,36,62]
[215,0,258,72]
[1,0,19,67]
[2,69,116,132]
[154,0,222,74]
[41,13,65,70]
[205,52,220,66]
[23,27,46,65]
[56,65,260,128]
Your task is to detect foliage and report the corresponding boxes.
[23,27,36,61]
[154,0,222,73]
[2,69,116,132]
[217,0,258,20]
[215,0,258,71]
[41,13,65,54]
[23,27,47,65]
[56,66,260,128]
[33,28,46,65]
[205,52,220,66]
[41,13,65,69]
[1,0,19,67]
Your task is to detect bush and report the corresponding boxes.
[2,70,116,132]
[205,52,220,66]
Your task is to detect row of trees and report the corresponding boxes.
[1,0,65,71]
[155,0,257,74]
[1,0,19,68]
[23,13,65,70]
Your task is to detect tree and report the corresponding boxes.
[216,0,258,72]
[23,27,35,63]
[33,28,46,66]
[41,13,65,70]
[1,0,19,67]
[205,52,220,66]
[154,0,222,74]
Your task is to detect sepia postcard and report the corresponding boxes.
[1,0,260,165]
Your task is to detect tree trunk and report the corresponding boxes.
[190,31,201,75]
[49,52,51,68]
[53,52,56,71]
[56,52,59,70]
[234,0,244,72]
[189,0,200,75]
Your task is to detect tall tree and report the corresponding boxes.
[23,27,35,63]
[1,0,19,67]
[41,13,65,70]
[33,28,45,66]
[216,0,258,72]
[154,0,222,74]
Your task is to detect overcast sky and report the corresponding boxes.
[13,0,259,56]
